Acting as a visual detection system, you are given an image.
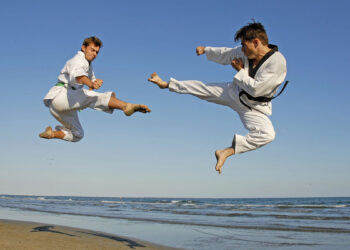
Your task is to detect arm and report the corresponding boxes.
[76,76,103,90]
[202,46,245,65]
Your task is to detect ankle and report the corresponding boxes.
[162,81,169,88]
[52,130,65,139]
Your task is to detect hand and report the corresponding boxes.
[231,58,243,71]
[92,79,103,90]
[196,46,205,56]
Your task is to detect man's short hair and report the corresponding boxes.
[82,36,103,48]
[234,22,268,45]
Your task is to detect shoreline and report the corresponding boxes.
[0,219,177,250]
[1,197,350,249]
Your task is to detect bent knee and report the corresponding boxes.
[72,133,84,142]
[71,136,83,142]
[249,129,275,147]
[71,130,84,142]
[262,129,276,144]
[71,135,83,142]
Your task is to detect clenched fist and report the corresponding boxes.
[231,58,244,71]
[196,46,206,56]
[92,79,103,90]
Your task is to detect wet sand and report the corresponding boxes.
[0,219,176,250]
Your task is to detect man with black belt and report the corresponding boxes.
[148,22,287,174]
[40,36,151,142]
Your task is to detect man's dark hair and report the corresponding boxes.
[234,22,268,45]
[82,36,103,48]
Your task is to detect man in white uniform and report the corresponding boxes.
[148,22,287,174]
[40,36,151,142]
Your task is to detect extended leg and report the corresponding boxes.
[149,72,239,174]
[148,72,232,106]
[107,94,151,116]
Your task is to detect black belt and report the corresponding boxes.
[239,80,289,110]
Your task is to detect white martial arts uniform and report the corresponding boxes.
[168,46,287,154]
[43,51,114,142]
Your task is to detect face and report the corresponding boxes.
[241,39,258,59]
[81,43,100,62]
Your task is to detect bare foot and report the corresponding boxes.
[215,147,235,174]
[124,103,151,116]
[148,72,168,89]
[215,150,226,174]
[39,126,53,139]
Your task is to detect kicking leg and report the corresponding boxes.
[149,72,236,174]
[108,94,151,116]
[215,147,235,174]
[148,72,231,106]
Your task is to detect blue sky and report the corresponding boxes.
[0,0,349,198]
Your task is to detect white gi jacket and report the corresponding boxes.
[43,51,96,107]
[58,51,96,88]
[205,46,287,115]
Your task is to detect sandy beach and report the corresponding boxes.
[0,219,175,250]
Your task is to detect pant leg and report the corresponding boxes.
[168,78,237,107]
[50,87,114,113]
[81,89,114,113]
[234,110,275,154]
[49,105,84,142]
[47,87,114,142]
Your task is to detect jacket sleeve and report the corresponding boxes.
[205,46,245,65]
[68,60,90,83]
[234,55,287,97]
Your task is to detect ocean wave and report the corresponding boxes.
[200,203,349,210]
[169,210,350,221]
[101,200,164,205]
[4,201,348,222]
[100,199,198,206]
[2,196,348,209]
[2,205,350,234]
[215,204,349,210]
[277,204,348,209]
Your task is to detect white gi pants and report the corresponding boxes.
[168,78,275,154]
[46,86,114,142]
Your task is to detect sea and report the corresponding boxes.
[0,195,350,249]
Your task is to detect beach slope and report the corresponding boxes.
[0,219,174,250]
